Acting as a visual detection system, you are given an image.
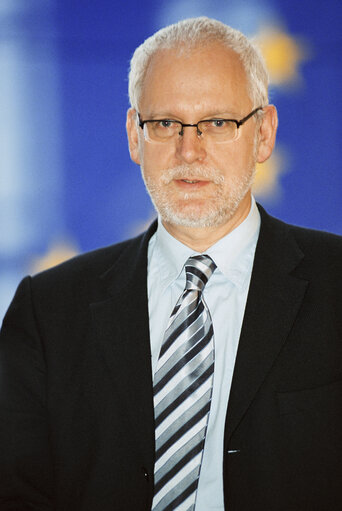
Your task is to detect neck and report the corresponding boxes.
[162,195,252,252]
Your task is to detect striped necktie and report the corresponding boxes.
[152,254,217,511]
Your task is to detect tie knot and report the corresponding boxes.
[185,254,217,292]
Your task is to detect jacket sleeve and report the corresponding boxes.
[0,277,54,510]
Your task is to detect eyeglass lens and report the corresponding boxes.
[145,119,238,142]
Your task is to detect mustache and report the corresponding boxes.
[159,165,225,185]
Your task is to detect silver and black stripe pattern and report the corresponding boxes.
[152,255,217,511]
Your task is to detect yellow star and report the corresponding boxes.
[30,240,79,274]
[253,148,286,201]
[255,26,308,86]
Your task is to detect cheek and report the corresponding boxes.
[225,138,256,168]
[141,143,175,171]
[208,144,241,173]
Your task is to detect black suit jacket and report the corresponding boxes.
[0,206,342,511]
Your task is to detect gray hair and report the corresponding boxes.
[128,16,269,111]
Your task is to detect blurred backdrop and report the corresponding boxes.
[1,0,342,320]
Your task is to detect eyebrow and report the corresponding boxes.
[143,110,241,120]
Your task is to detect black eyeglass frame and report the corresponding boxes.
[138,106,263,138]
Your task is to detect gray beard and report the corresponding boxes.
[142,164,256,228]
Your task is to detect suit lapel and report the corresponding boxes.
[90,222,157,463]
[88,208,309,456]
[225,207,308,443]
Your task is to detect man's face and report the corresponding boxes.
[127,43,274,237]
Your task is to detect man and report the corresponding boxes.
[0,16,341,511]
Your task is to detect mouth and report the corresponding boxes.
[174,178,211,190]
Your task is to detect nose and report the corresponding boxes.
[175,126,207,164]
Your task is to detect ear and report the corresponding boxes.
[126,108,141,165]
[256,105,278,163]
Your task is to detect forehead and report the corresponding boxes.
[139,43,251,117]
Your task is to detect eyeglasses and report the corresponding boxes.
[138,107,263,143]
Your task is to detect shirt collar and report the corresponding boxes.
[151,196,260,291]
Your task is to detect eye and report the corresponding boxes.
[211,119,226,128]
[200,119,230,131]
[158,120,174,128]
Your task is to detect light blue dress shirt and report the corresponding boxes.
[147,197,260,510]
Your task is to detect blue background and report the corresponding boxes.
[1,0,341,320]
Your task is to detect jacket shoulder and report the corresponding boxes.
[33,236,138,285]
[258,205,342,280]
[23,221,157,309]
[259,204,342,251]
[285,220,342,261]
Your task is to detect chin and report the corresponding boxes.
[159,200,236,229]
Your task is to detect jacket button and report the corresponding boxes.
[141,467,149,480]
